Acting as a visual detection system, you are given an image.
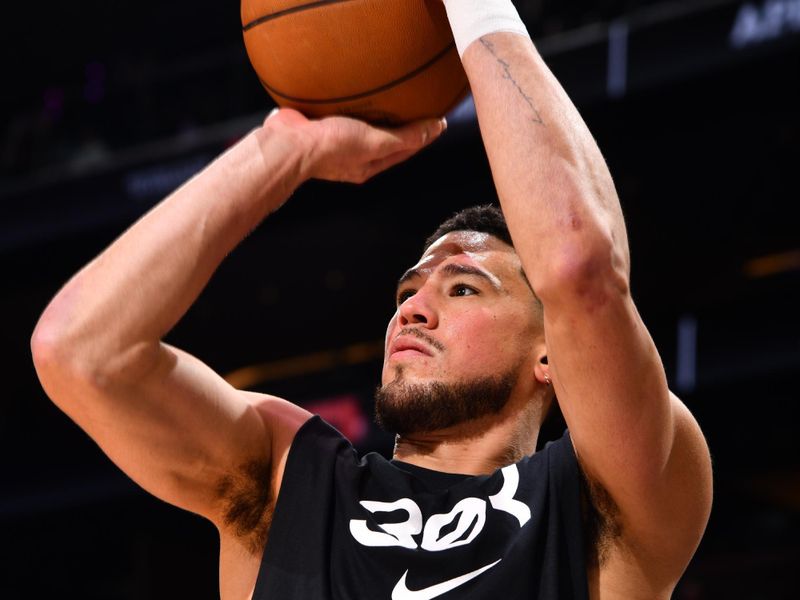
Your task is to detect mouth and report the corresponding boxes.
[389,336,435,359]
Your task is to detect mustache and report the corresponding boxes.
[396,327,445,352]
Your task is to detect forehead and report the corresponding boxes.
[409,230,521,280]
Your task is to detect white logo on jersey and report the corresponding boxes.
[489,465,532,527]
[349,498,422,549]
[421,497,486,551]
[391,559,502,600]
[349,464,530,551]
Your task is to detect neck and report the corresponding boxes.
[392,398,542,476]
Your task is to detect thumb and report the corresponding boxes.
[389,117,448,151]
[416,117,448,147]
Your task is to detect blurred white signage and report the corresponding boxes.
[730,0,800,48]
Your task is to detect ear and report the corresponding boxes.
[533,350,551,387]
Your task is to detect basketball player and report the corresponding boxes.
[31,1,712,598]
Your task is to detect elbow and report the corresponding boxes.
[32,283,81,369]
[31,317,78,412]
[31,311,85,398]
[33,305,165,396]
[536,230,630,309]
[530,158,630,306]
[31,303,101,397]
[31,310,69,375]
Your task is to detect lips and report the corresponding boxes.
[389,336,435,358]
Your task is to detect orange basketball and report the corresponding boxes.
[241,0,469,125]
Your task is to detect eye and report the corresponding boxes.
[451,284,478,297]
[397,288,416,305]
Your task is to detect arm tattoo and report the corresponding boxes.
[479,37,545,126]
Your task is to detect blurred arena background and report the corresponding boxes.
[2,0,799,597]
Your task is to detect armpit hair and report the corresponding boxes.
[215,459,275,555]
[578,464,623,567]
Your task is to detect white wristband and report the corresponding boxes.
[442,0,530,58]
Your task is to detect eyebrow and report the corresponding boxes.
[397,263,502,290]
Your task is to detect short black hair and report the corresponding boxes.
[424,204,513,252]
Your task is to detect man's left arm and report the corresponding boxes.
[450,13,712,595]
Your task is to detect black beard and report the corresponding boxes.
[374,367,519,436]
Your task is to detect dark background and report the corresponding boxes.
[2,0,799,597]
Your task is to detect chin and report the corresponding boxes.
[385,366,436,386]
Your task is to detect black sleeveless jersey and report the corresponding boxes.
[252,416,589,599]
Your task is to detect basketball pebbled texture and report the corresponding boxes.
[241,0,469,125]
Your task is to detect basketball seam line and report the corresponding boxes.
[242,0,358,32]
[258,42,458,105]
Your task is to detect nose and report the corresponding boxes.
[398,287,438,328]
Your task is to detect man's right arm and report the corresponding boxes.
[30,109,446,542]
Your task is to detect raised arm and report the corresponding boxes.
[30,109,446,541]
[444,1,712,595]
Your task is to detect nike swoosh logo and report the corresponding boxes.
[391,559,502,600]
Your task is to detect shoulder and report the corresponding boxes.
[243,392,316,502]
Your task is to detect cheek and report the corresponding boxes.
[446,309,517,370]
[464,304,535,363]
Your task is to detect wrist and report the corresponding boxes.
[259,109,320,184]
[442,0,529,58]
[252,114,314,199]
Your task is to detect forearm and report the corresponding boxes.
[461,31,630,295]
[32,102,445,385]
[33,124,306,379]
